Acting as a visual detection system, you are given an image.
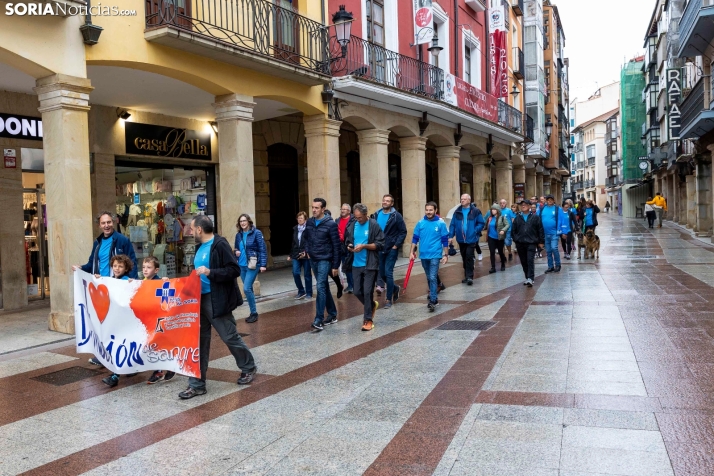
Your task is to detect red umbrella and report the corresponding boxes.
[401,258,416,293]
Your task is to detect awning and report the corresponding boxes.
[625,180,653,191]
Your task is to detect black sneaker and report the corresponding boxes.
[245,313,258,324]
[164,371,176,381]
[526,279,534,287]
[462,279,468,284]
[336,284,343,299]
[501,263,506,271]
[88,358,104,368]
[178,387,207,399]
[102,374,119,388]
[555,266,561,273]
[345,287,353,294]
[438,282,446,293]
[467,279,473,286]
[427,302,436,312]
[294,292,307,300]
[489,268,496,274]
[147,371,165,384]
[237,367,257,385]
[544,268,555,274]
[393,285,401,303]
[312,319,324,331]
[324,315,338,325]
[508,254,513,262]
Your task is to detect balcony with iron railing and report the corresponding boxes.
[145,0,330,84]
[513,47,524,80]
[559,155,570,172]
[576,161,584,170]
[574,180,584,190]
[497,100,523,133]
[330,35,444,101]
[585,179,595,188]
[511,0,524,16]
[575,142,583,153]
[678,0,714,57]
[587,157,595,167]
[605,128,619,143]
[680,78,714,139]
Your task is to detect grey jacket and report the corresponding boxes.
[342,218,385,272]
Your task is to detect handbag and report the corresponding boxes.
[248,256,258,270]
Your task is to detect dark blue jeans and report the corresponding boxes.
[311,259,337,323]
[378,248,399,301]
[421,258,440,303]
[292,258,312,297]
[341,254,354,289]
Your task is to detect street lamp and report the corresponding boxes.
[545,120,553,137]
[510,84,520,105]
[567,144,573,155]
[427,33,443,59]
[332,5,354,56]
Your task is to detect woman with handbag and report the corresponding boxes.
[486,203,510,274]
[287,211,313,300]
[235,214,267,323]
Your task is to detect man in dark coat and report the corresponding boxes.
[179,215,256,399]
[511,200,545,287]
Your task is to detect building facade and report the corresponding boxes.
[0,0,557,332]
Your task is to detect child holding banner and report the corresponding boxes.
[102,255,136,387]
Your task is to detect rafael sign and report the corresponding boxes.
[488,5,508,99]
[444,73,498,123]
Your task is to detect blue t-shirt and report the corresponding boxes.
[585,208,594,226]
[540,205,559,235]
[462,207,470,233]
[502,208,515,224]
[98,238,113,277]
[520,212,530,222]
[194,237,214,294]
[352,221,370,268]
[314,217,324,226]
[238,234,248,267]
[376,210,390,231]
[488,216,499,239]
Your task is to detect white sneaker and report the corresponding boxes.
[478,254,483,261]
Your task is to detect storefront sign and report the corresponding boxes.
[125,122,211,160]
[0,113,43,141]
[413,0,433,45]
[74,271,202,376]
[514,183,525,202]
[3,148,16,168]
[488,5,508,99]
[667,68,682,140]
[444,73,498,122]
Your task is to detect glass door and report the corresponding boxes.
[23,188,48,300]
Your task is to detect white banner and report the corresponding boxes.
[413,0,434,45]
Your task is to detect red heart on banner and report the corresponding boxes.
[89,283,110,324]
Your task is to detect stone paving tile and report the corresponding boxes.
[563,409,659,431]
[0,351,77,378]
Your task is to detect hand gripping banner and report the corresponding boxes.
[74,271,201,377]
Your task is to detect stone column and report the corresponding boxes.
[526,168,536,198]
[472,154,492,213]
[0,148,28,310]
[687,174,696,229]
[494,160,513,204]
[304,115,342,213]
[214,94,256,237]
[34,74,94,333]
[535,172,544,198]
[90,153,116,220]
[668,173,677,223]
[696,158,712,236]
[399,136,428,256]
[678,179,687,225]
[355,129,390,214]
[437,146,462,212]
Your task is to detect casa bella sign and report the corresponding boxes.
[125,122,211,160]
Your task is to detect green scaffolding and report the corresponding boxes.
[620,60,647,182]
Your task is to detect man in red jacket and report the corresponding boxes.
[337,203,354,293]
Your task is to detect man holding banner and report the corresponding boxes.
[180,215,257,399]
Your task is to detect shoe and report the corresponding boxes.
[102,374,119,388]
[478,254,483,261]
[392,285,400,302]
[164,371,176,381]
[237,367,257,385]
[179,387,207,399]
[345,287,353,294]
[245,313,258,324]
[438,282,446,293]
[384,300,392,309]
[376,286,384,295]
[428,302,436,312]
[467,279,473,286]
[564,254,571,260]
[544,268,555,273]
[523,279,529,285]
[147,370,166,384]
[362,320,374,331]
[462,279,468,284]
[306,295,313,299]
[294,292,306,300]
[508,253,513,261]
[555,266,561,273]
[324,315,338,325]
[88,358,104,368]
[311,319,324,331]
[526,279,533,287]
[501,263,506,271]
[336,284,343,299]
[372,301,379,320]
[489,268,496,274]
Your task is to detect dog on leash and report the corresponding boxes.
[576,231,586,260]
[584,230,600,259]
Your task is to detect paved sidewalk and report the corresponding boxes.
[1,215,714,475]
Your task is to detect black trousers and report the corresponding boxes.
[516,242,537,280]
[487,237,506,268]
[353,266,377,321]
[189,293,256,390]
[458,242,476,279]
[646,211,656,228]
[561,232,573,254]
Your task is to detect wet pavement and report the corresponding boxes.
[1,214,714,476]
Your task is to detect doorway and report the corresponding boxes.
[22,187,48,300]
[388,153,402,212]
[268,143,299,256]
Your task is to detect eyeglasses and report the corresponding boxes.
[239,220,248,223]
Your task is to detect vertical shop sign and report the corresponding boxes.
[488,5,508,99]
[667,68,682,140]
[3,148,16,168]
[413,0,433,45]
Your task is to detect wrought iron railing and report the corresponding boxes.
[330,35,443,100]
[576,161,584,169]
[524,113,534,141]
[145,0,330,75]
[559,155,570,171]
[587,157,595,166]
[498,100,523,132]
[573,181,584,190]
[680,78,705,134]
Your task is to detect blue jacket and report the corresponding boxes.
[449,204,485,244]
[81,232,138,279]
[235,227,268,268]
[412,216,450,259]
[305,215,341,269]
[370,208,407,253]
